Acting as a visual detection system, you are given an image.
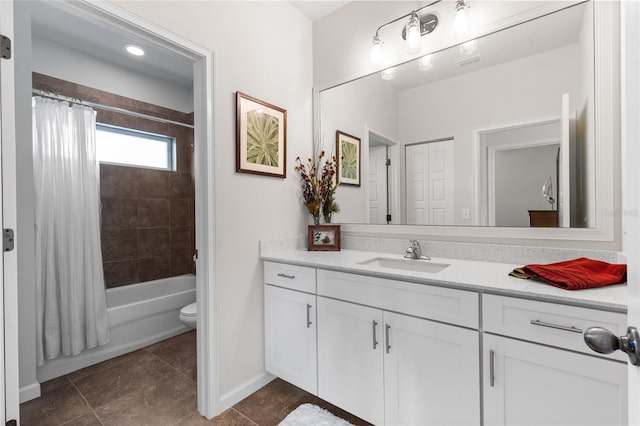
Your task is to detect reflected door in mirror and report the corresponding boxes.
[405,140,454,225]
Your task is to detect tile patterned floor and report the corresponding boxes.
[20,332,371,426]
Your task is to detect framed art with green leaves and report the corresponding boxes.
[336,130,361,186]
[236,92,287,178]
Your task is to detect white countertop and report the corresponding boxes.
[261,249,627,312]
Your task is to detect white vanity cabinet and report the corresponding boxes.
[483,294,628,426]
[316,270,481,426]
[264,262,317,395]
[263,260,628,426]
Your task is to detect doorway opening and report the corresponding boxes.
[20,0,217,419]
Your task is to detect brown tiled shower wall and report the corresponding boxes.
[33,73,195,288]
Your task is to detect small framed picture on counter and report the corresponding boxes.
[307,225,341,251]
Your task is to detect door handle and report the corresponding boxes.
[584,326,640,366]
[372,320,379,350]
[306,304,312,328]
[385,324,391,354]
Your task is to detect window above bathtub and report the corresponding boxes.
[96,124,176,171]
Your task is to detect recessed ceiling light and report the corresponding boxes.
[124,44,145,56]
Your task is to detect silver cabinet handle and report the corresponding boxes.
[372,320,379,349]
[489,349,495,387]
[531,319,583,334]
[277,273,295,279]
[385,324,391,354]
[306,304,312,328]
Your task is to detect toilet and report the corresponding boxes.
[179,302,197,329]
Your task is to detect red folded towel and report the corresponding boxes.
[521,257,627,290]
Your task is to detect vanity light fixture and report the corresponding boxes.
[124,44,145,56]
[370,0,441,65]
[381,67,396,80]
[454,0,471,40]
[418,54,433,71]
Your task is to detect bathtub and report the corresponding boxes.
[36,274,196,383]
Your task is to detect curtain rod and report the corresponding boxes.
[32,89,195,129]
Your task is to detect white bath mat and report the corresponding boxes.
[278,403,354,426]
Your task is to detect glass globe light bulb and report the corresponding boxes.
[406,13,421,54]
[371,35,384,65]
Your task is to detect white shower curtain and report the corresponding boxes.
[32,97,110,366]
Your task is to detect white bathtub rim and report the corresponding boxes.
[106,274,196,308]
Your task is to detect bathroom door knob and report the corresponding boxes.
[584,326,640,366]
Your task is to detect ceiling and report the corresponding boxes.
[288,1,351,21]
[31,1,194,89]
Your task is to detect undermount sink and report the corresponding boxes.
[358,257,450,274]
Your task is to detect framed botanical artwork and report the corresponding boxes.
[236,91,287,178]
[307,225,341,251]
[336,130,361,186]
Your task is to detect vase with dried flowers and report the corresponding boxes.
[294,149,339,224]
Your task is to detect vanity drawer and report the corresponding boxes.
[483,294,627,361]
[264,261,316,293]
[317,269,478,329]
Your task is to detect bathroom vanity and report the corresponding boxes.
[262,250,627,426]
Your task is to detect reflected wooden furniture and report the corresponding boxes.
[528,210,558,227]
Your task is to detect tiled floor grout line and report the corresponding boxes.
[232,407,261,426]
[142,346,197,384]
[66,375,105,426]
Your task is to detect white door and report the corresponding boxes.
[484,334,627,426]
[559,93,576,227]
[317,297,384,425]
[428,141,455,225]
[0,1,19,422]
[368,146,388,224]
[405,141,454,225]
[264,285,317,395]
[405,144,428,224]
[384,312,480,426]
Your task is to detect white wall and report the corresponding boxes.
[399,44,580,226]
[320,76,399,223]
[31,36,193,113]
[113,0,313,398]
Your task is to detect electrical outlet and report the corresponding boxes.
[462,208,470,220]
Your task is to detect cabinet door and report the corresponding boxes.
[484,334,627,426]
[384,312,480,426]
[317,297,384,425]
[264,285,317,394]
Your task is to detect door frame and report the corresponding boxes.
[79,2,219,417]
[474,116,561,227]
[486,138,560,226]
[16,0,219,419]
[365,127,400,225]
[621,1,640,423]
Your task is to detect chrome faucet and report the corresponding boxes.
[404,240,430,260]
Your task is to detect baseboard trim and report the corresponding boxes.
[20,382,41,403]
[217,372,276,413]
